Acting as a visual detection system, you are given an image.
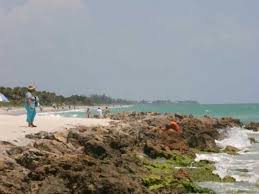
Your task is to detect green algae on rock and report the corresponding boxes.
[141,152,236,193]
[222,146,240,155]
[142,174,174,190]
[141,153,218,193]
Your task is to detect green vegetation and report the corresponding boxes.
[0,86,136,106]
[222,146,240,155]
[186,160,222,182]
[139,151,235,193]
[142,174,215,193]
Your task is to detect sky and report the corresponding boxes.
[0,0,259,103]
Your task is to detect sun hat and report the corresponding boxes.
[27,85,36,91]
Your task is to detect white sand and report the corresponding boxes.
[0,114,111,145]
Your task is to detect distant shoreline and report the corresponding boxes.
[0,104,133,116]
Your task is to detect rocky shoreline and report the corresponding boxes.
[0,112,257,194]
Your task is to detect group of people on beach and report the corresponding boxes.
[24,85,111,128]
[86,107,110,118]
[24,85,181,134]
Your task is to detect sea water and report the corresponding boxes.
[53,103,259,122]
[49,103,259,193]
[196,128,259,193]
[111,103,259,122]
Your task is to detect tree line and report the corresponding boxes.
[0,87,136,106]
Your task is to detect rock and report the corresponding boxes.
[84,140,108,159]
[0,157,28,194]
[244,122,259,131]
[34,139,75,155]
[0,160,5,171]
[215,117,243,128]
[144,141,166,159]
[25,131,54,140]
[0,159,15,171]
[6,146,27,156]
[175,113,184,120]
[15,150,46,170]
[0,141,16,161]
[0,112,240,194]
[53,132,67,143]
[35,176,70,194]
[223,146,240,155]
[143,115,173,128]
[67,131,83,148]
[180,118,219,150]
[223,176,236,182]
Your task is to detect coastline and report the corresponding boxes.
[0,114,111,146]
[0,104,133,116]
[1,111,256,193]
[0,106,87,116]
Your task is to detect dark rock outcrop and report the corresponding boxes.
[0,112,240,194]
[244,122,259,131]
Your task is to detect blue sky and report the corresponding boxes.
[0,0,259,103]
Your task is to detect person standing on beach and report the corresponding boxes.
[97,107,103,118]
[86,107,90,118]
[24,85,39,127]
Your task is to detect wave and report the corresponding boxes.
[110,105,134,109]
[38,109,85,116]
[196,127,259,184]
[216,127,251,149]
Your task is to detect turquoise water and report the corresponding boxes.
[57,104,259,122]
[113,104,259,122]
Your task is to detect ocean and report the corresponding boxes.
[46,103,259,193]
[53,103,259,122]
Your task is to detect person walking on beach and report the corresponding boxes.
[97,107,103,118]
[86,107,90,118]
[24,85,39,127]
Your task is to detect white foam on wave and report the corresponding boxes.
[196,153,259,183]
[198,182,259,194]
[111,105,134,109]
[216,127,251,149]
[195,153,232,179]
[37,113,62,118]
[38,109,85,115]
[38,109,85,117]
[196,127,259,184]
[233,174,259,184]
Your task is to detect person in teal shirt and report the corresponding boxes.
[24,85,39,127]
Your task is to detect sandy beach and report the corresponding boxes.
[0,114,110,145]
[0,106,87,116]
